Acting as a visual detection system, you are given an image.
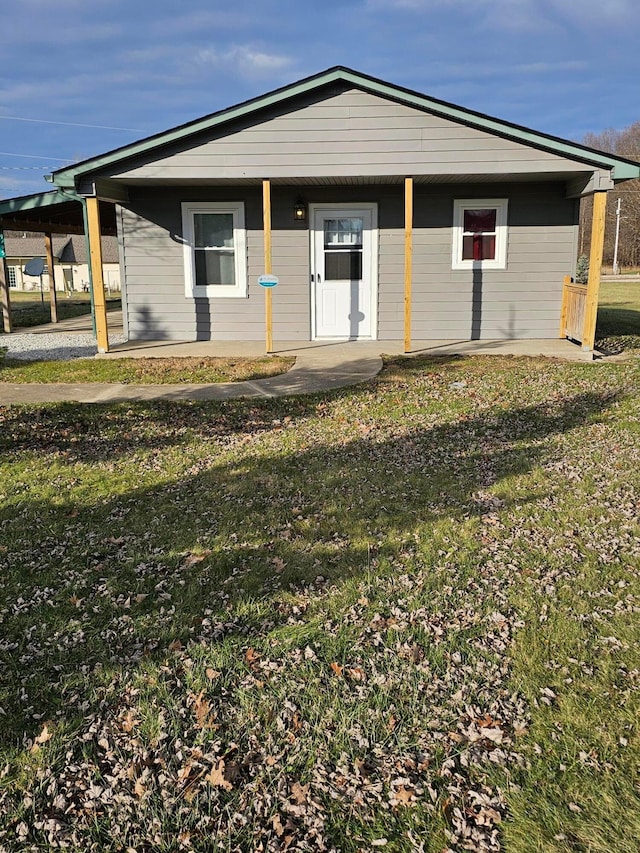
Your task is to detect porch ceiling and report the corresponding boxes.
[107,170,593,188]
[0,194,117,236]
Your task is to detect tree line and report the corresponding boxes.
[580,121,640,270]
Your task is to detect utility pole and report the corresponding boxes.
[613,197,622,275]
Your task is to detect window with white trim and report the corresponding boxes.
[452,199,508,270]
[182,202,247,298]
[7,266,17,288]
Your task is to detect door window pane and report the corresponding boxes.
[324,218,363,247]
[324,250,362,281]
[194,213,234,248]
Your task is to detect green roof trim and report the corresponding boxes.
[0,189,80,215]
[50,66,640,186]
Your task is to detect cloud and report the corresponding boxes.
[195,45,294,77]
[148,9,258,38]
[365,0,636,30]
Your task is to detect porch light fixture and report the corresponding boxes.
[293,197,307,222]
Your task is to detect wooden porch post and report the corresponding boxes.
[44,232,58,324]
[404,177,413,353]
[0,230,12,333]
[582,190,607,352]
[263,179,273,354]
[85,196,109,353]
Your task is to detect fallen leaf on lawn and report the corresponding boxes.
[394,785,415,805]
[182,551,212,568]
[205,668,221,681]
[245,648,260,666]
[271,557,286,573]
[121,710,138,733]
[31,722,54,749]
[205,760,233,791]
[192,690,217,729]
[134,778,146,798]
[330,662,344,676]
[169,639,183,652]
[290,781,309,804]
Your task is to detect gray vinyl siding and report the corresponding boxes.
[108,89,595,183]
[402,183,578,340]
[119,187,310,341]
[119,182,577,342]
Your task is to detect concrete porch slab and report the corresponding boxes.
[101,337,593,362]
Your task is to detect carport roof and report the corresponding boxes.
[0,190,117,235]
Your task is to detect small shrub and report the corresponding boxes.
[576,254,589,284]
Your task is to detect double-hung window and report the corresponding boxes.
[182,202,247,298]
[452,199,508,270]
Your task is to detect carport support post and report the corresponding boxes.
[85,196,109,353]
[263,179,273,354]
[44,232,58,324]
[404,177,413,354]
[582,189,607,352]
[0,229,12,333]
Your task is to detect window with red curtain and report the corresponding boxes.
[462,208,497,261]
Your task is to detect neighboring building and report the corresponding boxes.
[4,234,120,293]
[1,67,639,350]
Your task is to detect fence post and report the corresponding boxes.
[559,275,571,338]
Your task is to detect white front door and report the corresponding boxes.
[311,205,377,339]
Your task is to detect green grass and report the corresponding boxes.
[596,279,640,352]
[1,292,120,331]
[0,355,295,384]
[1,354,639,851]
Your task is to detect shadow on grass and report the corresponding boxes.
[0,380,620,743]
[597,304,640,338]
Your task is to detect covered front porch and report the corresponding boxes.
[0,178,611,357]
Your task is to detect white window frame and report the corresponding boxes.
[181,201,247,298]
[452,198,508,270]
[7,266,17,288]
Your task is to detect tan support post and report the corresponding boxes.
[263,179,273,354]
[559,274,571,338]
[85,196,109,353]
[404,177,413,353]
[44,232,58,324]
[0,231,12,334]
[582,190,607,352]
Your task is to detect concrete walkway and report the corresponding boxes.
[1,313,595,405]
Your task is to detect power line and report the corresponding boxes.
[0,114,142,132]
[0,151,73,162]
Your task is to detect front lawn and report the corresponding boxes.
[0,355,295,384]
[1,355,639,852]
[596,279,640,352]
[1,292,121,331]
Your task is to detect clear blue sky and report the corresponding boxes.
[2,0,639,199]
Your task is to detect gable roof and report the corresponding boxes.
[50,66,640,189]
[5,234,119,264]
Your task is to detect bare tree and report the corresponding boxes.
[580,122,640,269]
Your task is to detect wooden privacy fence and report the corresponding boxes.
[559,275,587,344]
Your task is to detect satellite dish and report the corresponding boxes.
[24,257,45,277]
